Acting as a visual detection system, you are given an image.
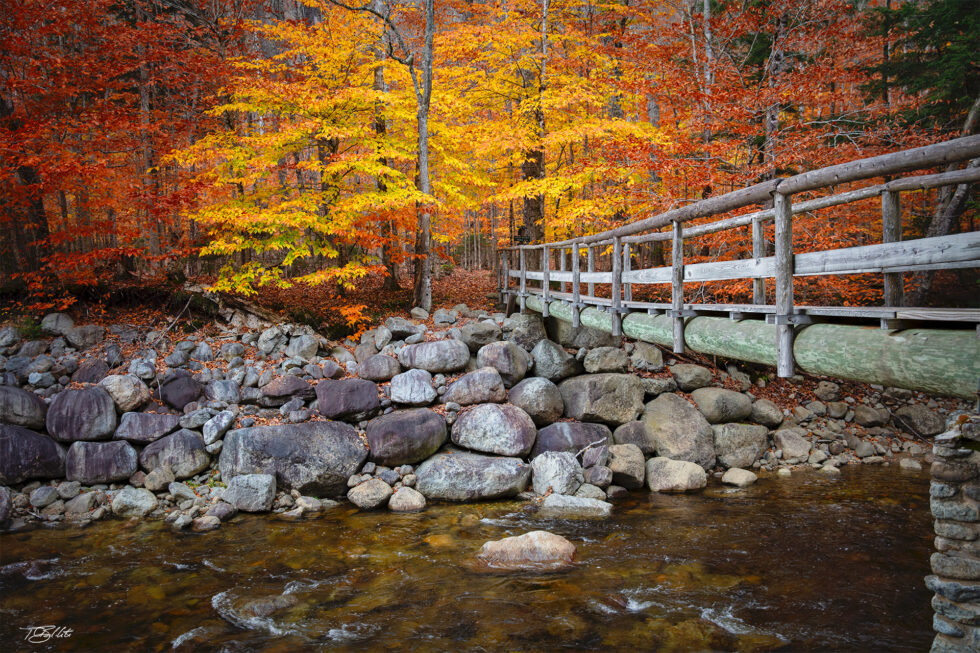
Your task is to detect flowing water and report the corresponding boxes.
[1,465,933,652]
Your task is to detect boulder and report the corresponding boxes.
[205,379,241,404]
[0,425,66,484]
[41,312,74,336]
[646,457,708,492]
[443,367,507,406]
[65,324,105,350]
[853,404,885,427]
[456,321,502,353]
[452,403,537,457]
[641,376,678,397]
[222,473,276,512]
[415,450,531,501]
[531,451,583,495]
[366,409,447,466]
[721,468,758,487]
[607,444,645,489]
[388,486,426,512]
[432,308,458,324]
[583,347,628,374]
[385,316,421,340]
[536,494,612,519]
[398,340,470,373]
[508,377,563,426]
[358,354,401,382]
[158,371,203,410]
[261,375,315,405]
[390,369,436,406]
[477,530,575,571]
[0,385,47,429]
[111,486,158,518]
[691,387,752,424]
[72,359,109,384]
[203,410,236,445]
[315,378,379,420]
[113,412,180,443]
[558,374,644,426]
[750,399,784,428]
[545,316,617,348]
[347,478,392,510]
[895,404,944,437]
[712,423,769,469]
[219,421,368,496]
[100,375,151,412]
[47,386,117,442]
[529,339,581,382]
[506,313,548,350]
[612,421,656,456]
[139,429,210,479]
[630,342,664,372]
[285,335,318,361]
[641,393,715,469]
[476,341,530,388]
[66,441,137,484]
[531,421,612,459]
[670,364,713,391]
[774,428,812,461]
[144,466,175,492]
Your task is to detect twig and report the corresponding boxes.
[147,297,193,351]
[575,438,609,459]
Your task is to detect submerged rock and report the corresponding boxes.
[477,530,575,571]
[721,468,758,487]
[388,486,426,512]
[536,494,612,519]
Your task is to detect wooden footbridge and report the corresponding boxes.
[498,136,980,397]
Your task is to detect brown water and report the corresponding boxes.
[1,465,933,652]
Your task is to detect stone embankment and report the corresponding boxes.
[0,304,968,533]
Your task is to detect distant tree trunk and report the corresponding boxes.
[0,96,48,272]
[411,0,434,311]
[374,17,399,290]
[520,0,549,245]
[762,12,787,178]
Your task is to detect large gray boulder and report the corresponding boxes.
[607,444,645,489]
[750,399,784,428]
[895,404,944,437]
[261,375,315,406]
[66,441,137,484]
[646,457,708,492]
[530,339,581,381]
[641,393,715,469]
[545,316,618,348]
[100,375,151,413]
[390,369,437,406]
[456,321,502,353]
[315,378,379,420]
[0,425,66,484]
[0,385,47,429]
[158,371,203,410]
[113,412,181,443]
[583,347,628,374]
[358,354,401,382]
[139,429,210,479]
[41,312,74,336]
[531,421,612,459]
[398,340,470,373]
[558,374,644,426]
[476,341,530,388]
[531,451,583,495]
[508,377,563,426]
[505,313,548,350]
[443,367,507,406]
[691,387,752,424]
[223,473,276,512]
[47,386,118,442]
[111,486,158,518]
[630,342,664,372]
[65,324,105,350]
[452,403,537,457]
[205,379,241,405]
[712,423,769,469]
[670,364,713,391]
[415,450,531,501]
[385,316,421,340]
[286,335,318,361]
[366,409,447,466]
[219,421,368,496]
[612,421,656,456]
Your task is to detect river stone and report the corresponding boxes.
[456,321,502,353]
[219,421,368,496]
[531,421,612,459]
[72,359,110,384]
[583,347,628,374]
[41,312,74,336]
[607,444,645,489]
[612,421,655,456]
[529,339,580,382]
[641,393,716,469]
[144,466,174,492]
[100,375,151,412]
[203,410,236,445]
[443,367,507,406]
[506,313,548,350]
[0,425,66,484]
[388,486,426,512]
[347,477,392,510]
[558,374,644,426]
[545,316,617,348]
[64,491,99,515]
[537,494,613,519]
[223,473,276,512]
[646,457,708,492]
[452,403,537,457]
[316,378,379,420]
[111,486,158,518]
[47,386,118,442]
[158,371,203,410]
[398,340,470,373]
[712,423,769,469]
[114,412,180,443]
[366,409,447,466]
[0,486,10,523]
[286,335,318,361]
[895,404,944,437]
[390,369,436,406]
[358,354,401,382]
[508,377,563,426]
[206,501,238,522]
[630,342,664,372]
[65,324,105,350]
[476,341,530,388]
[670,364,712,391]
[66,440,138,484]
[575,483,608,500]
[477,530,575,571]
[531,451,583,495]
[814,381,840,402]
[750,399,784,428]
[262,375,315,405]
[774,428,811,460]
[205,380,241,404]
[139,429,209,479]
[853,404,885,427]
[691,387,752,424]
[30,485,59,508]
[415,451,531,501]
[721,467,758,487]
[0,385,47,429]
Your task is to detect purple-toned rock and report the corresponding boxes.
[530,421,612,459]
[366,408,447,466]
[315,378,379,420]
[47,386,117,442]
[66,440,138,484]
[113,412,181,443]
[260,375,315,406]
[139,429,209,479]
[0,424,66,484]
[72,359,110,384]
[0,385,47,429]
[397,340,470,374]
[158,370,203,410]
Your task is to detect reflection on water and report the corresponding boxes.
[0,465,933,652]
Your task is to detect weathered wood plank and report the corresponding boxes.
[541,246,551,318]
[881,189,903,307]
[611,236,623,336]
[752,217,766,303]
[774,192,795,377]
[671,220,685,353]
[519,248,527,314]
[572,242,581,328]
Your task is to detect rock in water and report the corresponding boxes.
[641,393,716,469]
[477,530,575,571]
[389,487,426,512]
[347,478,393,510]
[721,468,757,487]
[111,486,158,518]
[536,494,612,519]
[66,441,138,484]
[451,404,537,457]
[415,451,530,501]
[222,473,276,512]
[645,457,708,492]
[558,374,644,426]
[0,425,66,484]
[46,386,118,442]
[0,386,48,429]
[365,409,447,466]
[531,451,584,496]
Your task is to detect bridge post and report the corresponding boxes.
[882,189,904,307]
[611,236,623,336]
[671,220,686,353]
[541,246,550,318]
[623,242,633,303]
[587,246,595,297]
[752,217,766,304]
[500,251,508,303]
[518,247,527,314]
[572,242,581,328]
[774,191,795,377]
[558,247,567,294]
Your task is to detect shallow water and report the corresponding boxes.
[1,465,933,652]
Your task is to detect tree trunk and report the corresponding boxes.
[374,19,399,291]
[411,0,434,311]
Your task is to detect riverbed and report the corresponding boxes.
[0,465,933,652]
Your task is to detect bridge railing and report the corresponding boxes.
[498,134,980,378]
